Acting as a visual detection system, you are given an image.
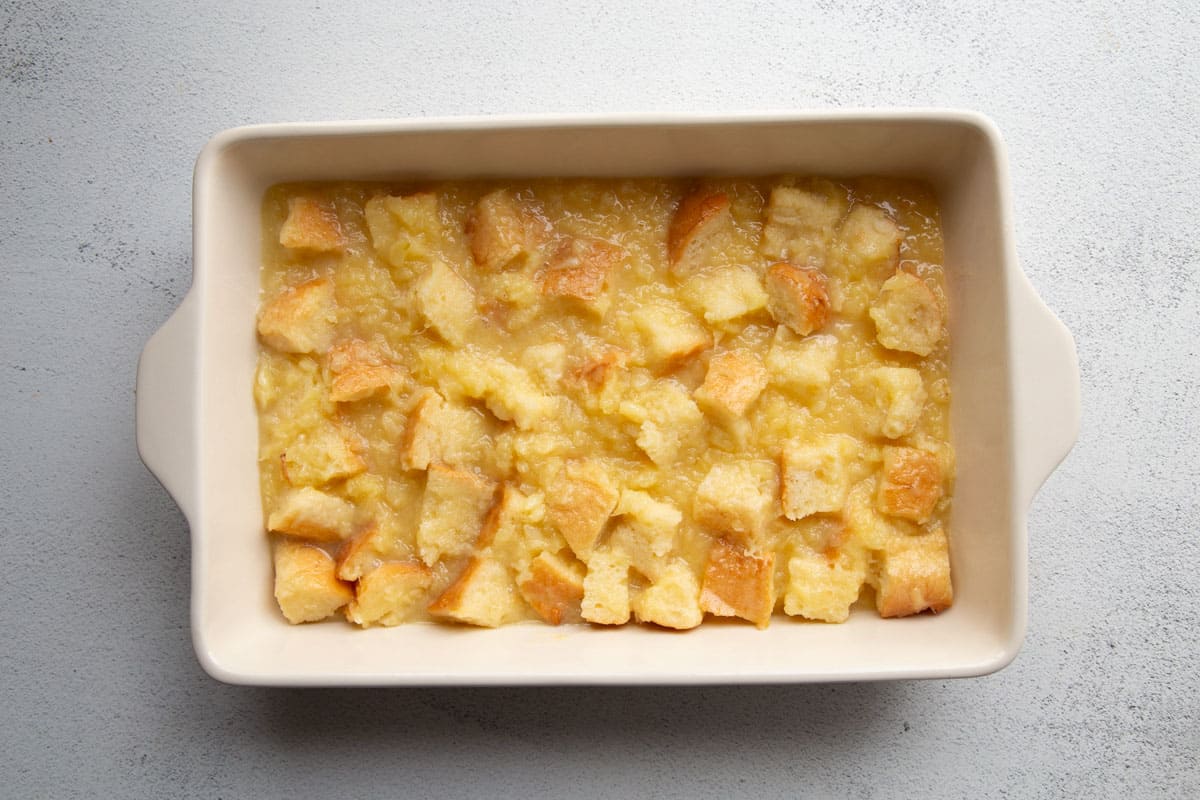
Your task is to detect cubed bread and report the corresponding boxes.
[476,482,535,554]
[875,526,953,618]
[680,266,768,325]
[539,237,622,301]
[667,190,732,274]
[760,184,847,263]
[783,549,867,623]
[869,271,944,356]
[327,339,406,403]
[336,525,386,581]
[345,561,433,627]
[764,262,831,336]
[427,350,555,430]
[857,366,926,439]
[692,461,773,542]
[468,189,550,271]
[780,434,859,520]
[631,560,703,630]
[630,299,711,369]
[694,350,768,423]
[280,423,366,487]
[363,192,442,266]
[427,556,525,627]
[257,278,337,354]
[581,546,632,625]
[546,459,620,559]
[518,550,586,625]
[570,346,629,394]
[399,390,488,471]
[614,490,681,556]
[267,487,357,541]
[608,523,668,582]
[837,204,903,266]
[876,446,944,523]
[765,329,837,408]
[416,464,498,565]
[273,540,354,624]
[699,539,776,628]
[279,196,345,252]
[415,260,476,347]
[618,379,704,466]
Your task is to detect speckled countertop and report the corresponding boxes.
[1,1,1197,797]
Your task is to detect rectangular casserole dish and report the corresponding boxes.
[136,111,1079,685]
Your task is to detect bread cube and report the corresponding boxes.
[780,434,859,520]
[764,262,831,337]
[699,539,776,628]
[630,299,710,369]
[693,461,773,542]
[345,561,433,627]
[363,192,442,266]
[857,366,926,439]
[631,561,703,630]
[581,546,632,625]
[336,524,386,582]
[760,184,846,263]
[280,423,366,487]
[326,339,406,403]
[766,330,837,405]
[415,260,476,347]
[618,379,704,466]
[608,523,668,582]
[399,390,489,471]
[875,526,953,618]
[273,540,354,624]
[539,237,622,302]
[468,189,550,271]
[570,346,629,394]
[428,350,555,431]
[518,550,586,625]
[267,487,357,542]
[869,271,944,356]
[614,490,681,556]
[416,464,497,565]
[681,266,768,325]
[838,204,902,267]
[876,446,944,523]
[279,196,345,252]
[476,482,536,553]
[427,556,525,627]
[257,278,338,354]
[694,350,768,423]
[667,190,732,274]
[783,549,867,623]
[546,459,620,559]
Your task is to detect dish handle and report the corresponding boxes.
[136,291,199,520]
[1009,270,1080,506]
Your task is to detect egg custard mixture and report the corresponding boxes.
[255,177,954,629]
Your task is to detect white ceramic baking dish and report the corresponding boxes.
[136,111,1079,686]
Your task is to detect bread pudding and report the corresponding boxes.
[254,177,953,629]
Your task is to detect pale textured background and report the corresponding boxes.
[1,0,1197,797]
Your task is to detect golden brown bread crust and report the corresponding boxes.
[765,262,831,336]
[539,238,623,301]
[699,539,776,628]
[667,190,731,271]
[256,277,338,354]
[876,446,943,523]
[345,560,433,627]
[518,551,586,625]
[875,527,953,618]
[468,189,551,271]
[546,460,620,559]
[279,196,345,252]
[695,349,768,421]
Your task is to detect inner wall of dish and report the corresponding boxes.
[193,120,1016,674]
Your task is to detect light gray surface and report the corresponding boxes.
[1,0,1197,797]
